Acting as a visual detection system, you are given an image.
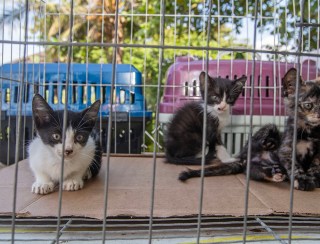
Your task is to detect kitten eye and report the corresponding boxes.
[303,103,313,110]
[226,98,234,104]
[211,96,220,102]
[76,134,84,142]
[52,133,61,141]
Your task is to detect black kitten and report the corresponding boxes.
[179,124,287,182]
[165,72,247,165]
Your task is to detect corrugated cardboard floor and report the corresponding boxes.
[0,156,320,219]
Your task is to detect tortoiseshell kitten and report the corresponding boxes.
[279,68,320,191]
[165,72,247,165]
[179,124,287,182]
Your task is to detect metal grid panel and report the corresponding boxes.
[0,0,320,243]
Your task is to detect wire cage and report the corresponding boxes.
[0,0,320,243]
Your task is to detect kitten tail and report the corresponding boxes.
[179,160,243,182]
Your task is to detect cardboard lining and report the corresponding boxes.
[0,156,320,219]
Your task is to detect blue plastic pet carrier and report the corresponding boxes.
[0,63,152,164]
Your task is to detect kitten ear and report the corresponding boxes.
[232,76,247,91]
[32,94,54,125]
[227,76,247,103]
[282,68,304,97]
[199,71,207,90]
[82,100,101,122]
[199,71,215,92]
[234,76,247,86]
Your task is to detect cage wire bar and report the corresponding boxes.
[102,0,119,242]
[0,0,320,243]
[147,0,166,242]
[288,1,305,243]
[55,0,75,242]
[242,0,259,242]
[196,0,213,243]
[11,0,29,241]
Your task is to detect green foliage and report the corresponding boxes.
[273,1,318,52]
[14,0,253,111]
[119,0,254,110]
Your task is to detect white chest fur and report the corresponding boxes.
[28,135,96,194]
[200,102,233,162]
[206,105,231,131]
[28,136,95,181]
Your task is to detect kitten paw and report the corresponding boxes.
[271,173,286,182]
[294,178,316,191]
[63,179,84,191]
[31,182,55,195]
[262,141,276,150]
[222,157,238,163]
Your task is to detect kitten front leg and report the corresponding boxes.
[31,172,55,195]
[215,145,237,163]
[279,134,315,191]
[307,156,320,188]
[270,164,287,182]
[293,172,316,191]
[62,172,84,191]
[283,157,315,191]
[250,164,286,183]
[63,179,84,191]
[286,158,315,190]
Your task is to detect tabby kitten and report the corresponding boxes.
[279,68,320,191]
[165,71,247,165]
[28,94,102,194]
[179,124,287,182]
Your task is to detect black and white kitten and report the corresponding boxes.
[179,124,287,182]
[279,68,320,191]
[28,94,102,194]
[165,71,247,165]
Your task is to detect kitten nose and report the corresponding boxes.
[65,149,73,156]
[218,103,227,111]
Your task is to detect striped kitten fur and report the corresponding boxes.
[279,68,320,191]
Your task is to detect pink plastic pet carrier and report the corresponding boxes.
[160,58,319,116]
[159,58,319,155]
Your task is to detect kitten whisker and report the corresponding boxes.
[74,110,98,131]
[47,113,61,128]
[77,126,96,131]
[75,117,99,131]
[77,152,101,174]
[78,152,94,161]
